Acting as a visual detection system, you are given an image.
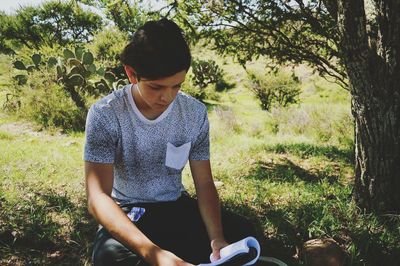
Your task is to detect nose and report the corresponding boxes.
[160,88,174,103]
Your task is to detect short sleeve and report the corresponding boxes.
[189,108,210,160]
[84,105,118,163]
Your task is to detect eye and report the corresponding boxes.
[149,85,162,90]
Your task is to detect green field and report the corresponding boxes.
[1,50,399,265]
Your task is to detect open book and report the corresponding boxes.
[198,237,260,266]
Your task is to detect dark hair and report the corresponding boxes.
[120,18,191,80]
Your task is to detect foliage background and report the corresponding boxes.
[0,1,399,265]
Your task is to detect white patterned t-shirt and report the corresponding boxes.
[84,84,209,204]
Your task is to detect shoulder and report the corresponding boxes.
[86,86,129,134]
[91,86,126,111]
[89,86,127,120]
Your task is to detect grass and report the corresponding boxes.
[0,132,94,265]
[1,50,400,266]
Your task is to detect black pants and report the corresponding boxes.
[92,194,258,265]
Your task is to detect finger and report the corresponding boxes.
[211,250,221,261]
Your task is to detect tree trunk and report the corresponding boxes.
[352,90,400,213]
[337,0,400,213]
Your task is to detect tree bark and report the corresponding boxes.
[353,94,400,213]
[337,0,400,213]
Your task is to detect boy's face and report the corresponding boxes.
[125,66,186,112]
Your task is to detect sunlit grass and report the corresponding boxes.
[1,51,399,265]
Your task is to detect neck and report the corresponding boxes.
[131,84,162,120]
[132,84,149,111]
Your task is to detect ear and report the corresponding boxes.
[124,65,138,84]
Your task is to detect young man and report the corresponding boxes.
[84,19,256,265]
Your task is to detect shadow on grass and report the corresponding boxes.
[265,201,400,266]
[215,80,236,92]
[1,181,398,266]
[222,200,300,266]
[0,181,301,265]
[265,143,354,165]
[224,197,400,266]
[246,157,340,184]
[0,184,96,265]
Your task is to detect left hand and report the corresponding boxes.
[210,238,229,261]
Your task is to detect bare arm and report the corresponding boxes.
[189,160,229,259]
[85,161,193,266]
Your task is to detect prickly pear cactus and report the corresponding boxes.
[12,53,43,84]
[11,47,129,111]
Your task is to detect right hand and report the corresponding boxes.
[150,248,194,266]
[210,238,229,261]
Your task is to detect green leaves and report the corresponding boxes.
[0,1,103,50]
[74,47,84,61]
[95,78,109,93]
[13,60,26,70]
[47,57,57,68]
[96,67,105,76]
[67,58,82,67]
[69,66,81,76]
[14,74,28,85]
[65,48,91,65]
[68,74,84,86]
[176,0,347,88]
[83,52,94,65]
[31,54,41,66]
[191,59,225,88]
[87,64,96,74]
[56,65,66,77]
[63,49,75,60]
[11,47,127,107]
[247,70,300,111]
[104,71,116,82]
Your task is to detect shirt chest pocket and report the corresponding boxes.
[165,142,191,170]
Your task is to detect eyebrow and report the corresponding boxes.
[148,81,184,88]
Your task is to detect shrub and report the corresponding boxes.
[12,47,128,106]
[87,26,128,63]
[9,47,128,131]
[247,70,301,111]
[269,104,354,146]
[13,48,95,112]
[19,71,87,131]
[183,59,229,101]
[180,74,221,102]
[181,77,206,102]
[191,59,225,88]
